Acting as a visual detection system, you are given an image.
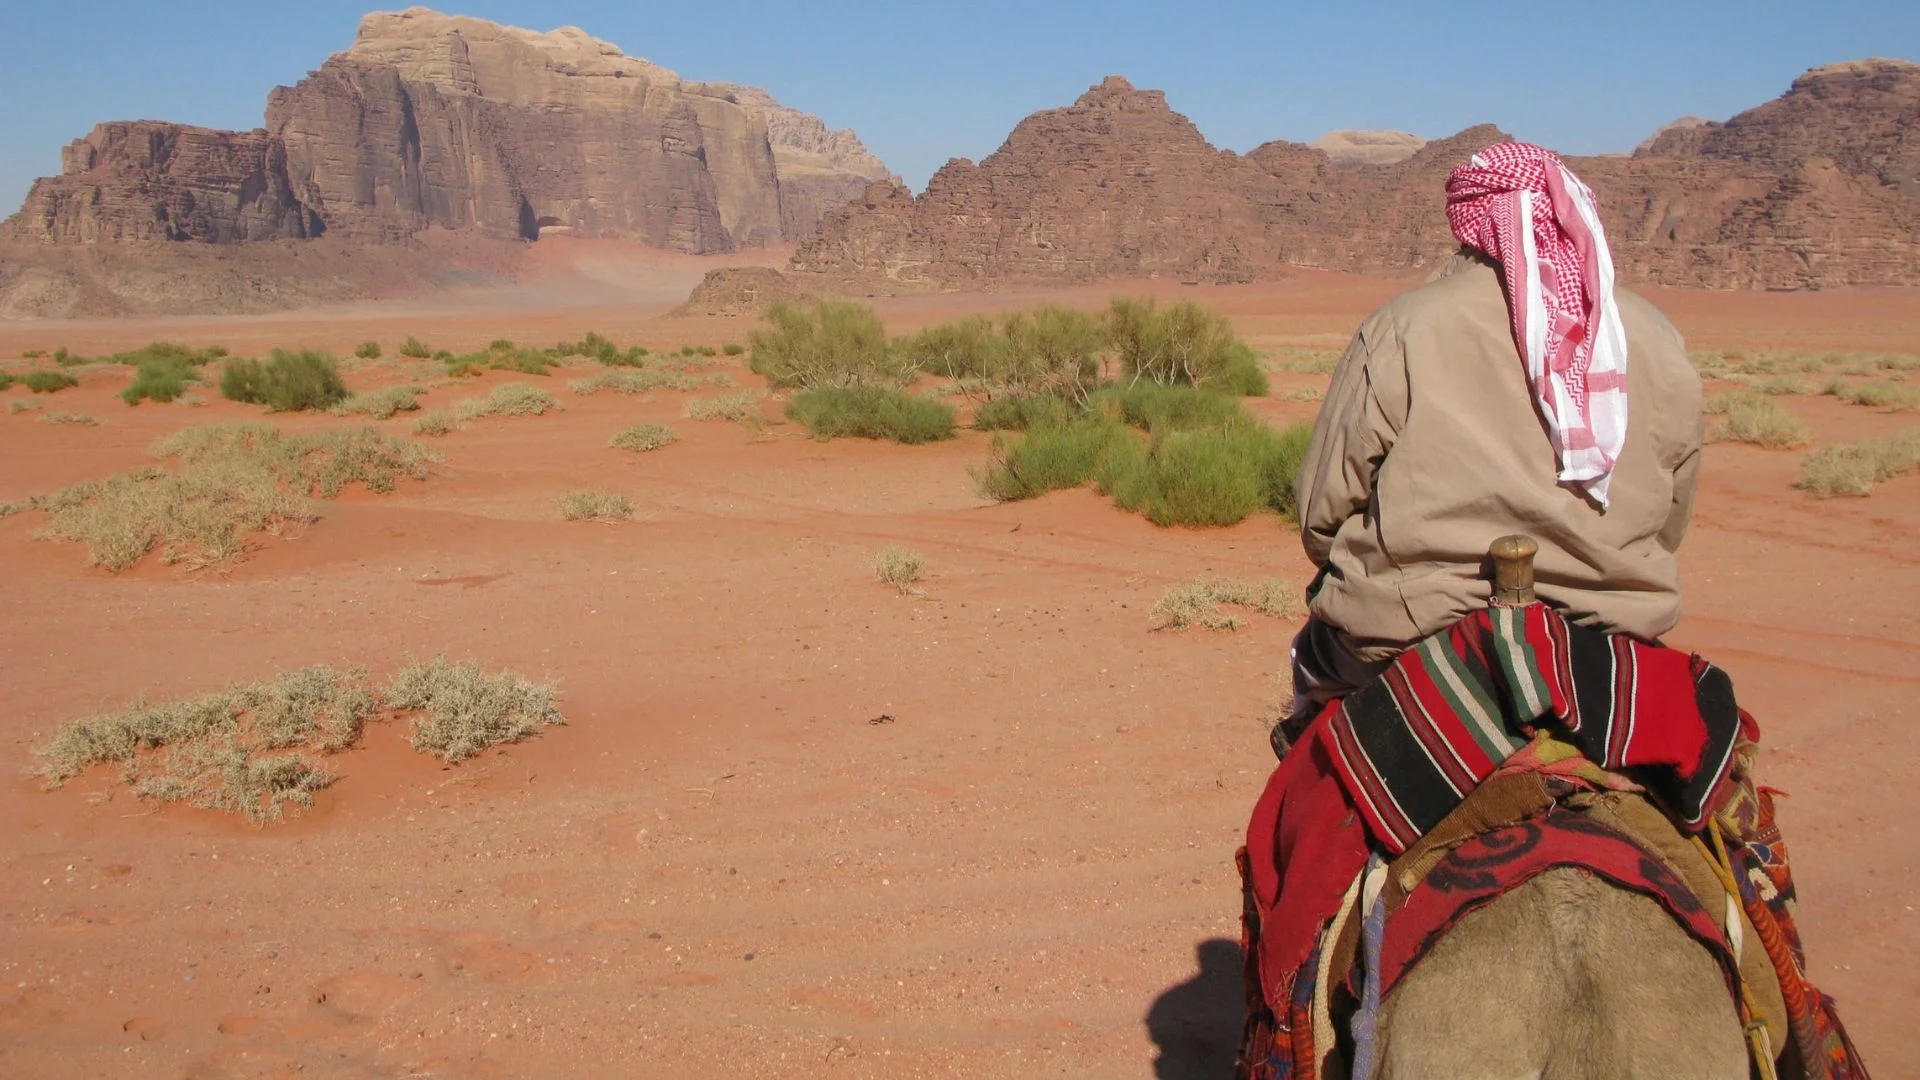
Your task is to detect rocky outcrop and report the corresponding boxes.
[668,266,818,317]
[2,8,888,254]
[796,60,1920,290]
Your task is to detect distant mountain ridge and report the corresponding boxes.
[796,58,1920,290]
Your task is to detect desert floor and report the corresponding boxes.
[1,244,1916,1078]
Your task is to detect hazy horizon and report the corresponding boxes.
[1,1,1915,218]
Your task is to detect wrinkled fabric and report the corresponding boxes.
[1447,142,1629,505]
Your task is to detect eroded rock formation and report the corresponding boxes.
[796,60,1920,289]
[2,7,889,254]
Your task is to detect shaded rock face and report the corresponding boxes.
[797,61,1920,289]
[2,7,889,254]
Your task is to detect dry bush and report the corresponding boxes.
[875,545,925,592]
[9,399,43,414]
[1282,386,1326,403]
[1798,428,1920,498]
[1824,379,1920,412]
[384,657,564,763]
[34,665,377,823]
[569,368,730,395]
[37,411,97,425]
[330,385,421,419]
[610,422,678,452]
[1262,348,1341,375]
[1151,576,1300,631]
[27,424,434,570]
[1705,392,1809,449]
[557,489,634,521]
[413,382,559,435]
[684,390,766,422]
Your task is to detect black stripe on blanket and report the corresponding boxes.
[1341,676,1469,842]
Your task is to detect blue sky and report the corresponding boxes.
[1,1,1915,216]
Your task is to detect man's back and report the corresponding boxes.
[1297,258,1704,661]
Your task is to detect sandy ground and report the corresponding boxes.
[1,247,1916,1078]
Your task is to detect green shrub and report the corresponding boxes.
[24,370,77,393]
[53,347,75,365]
[122,359,199,405]
[445,340,558,376]
[399,336,432,359]
[0,373,12,391]
[973,393,1074,432]
[1797,428,1920,497]
[749,300,903,389]
[901,315,1007,381]
[1094,383,1247,434]
[21,349,44,359]
[610,423,678,452]
[557,489,634,521]
[722,343,745,356]
[786,386,956,444]
[1107,297,1261,392]
[972,419,1132,501]
[354,341,382,360]
[553,331,645,367]
[219,350,349,412]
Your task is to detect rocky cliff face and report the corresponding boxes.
[2,7,889,254]
[796,60,1920,289]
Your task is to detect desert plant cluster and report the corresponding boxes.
[36,659,563,823]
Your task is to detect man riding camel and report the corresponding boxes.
[1291,142,1702,717]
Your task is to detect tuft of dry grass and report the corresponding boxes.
[10,398,44,414]
[37,411,98,425]
[557,489,634,521]
[874,545,925,592]
[1824,379,1920,412]
[1281,386,1326,403]
[1150,576,1300,631]
[1797,428,1920,498]
[36,660,565,820]
[683,390,766,422]
[610,422,678,453]
[413,382,559,435]
[23,424,435,570]
[569,368,733,395]
[1704,392,1809,449]
[384,657,564,763]
[330,384,422,419]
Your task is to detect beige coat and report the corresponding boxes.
[1297,260,1703,662]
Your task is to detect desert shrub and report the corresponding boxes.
[9,399,42,414]
[1705,392,1809,448]
[106,341,227,368]
[445,340,558,376]
[1107,297,1262,393]
[722,343,745,356]
[972,419,1132,501]
[973,392,1074,432]
[24,370,77,393]
[121,358,200,405]
[220,350,350,412]
[354,341,382,360]
[902,315,1007,381]
[749,300,903,389]
[1797,428,1920,498]
[570,368,729,394]
[1094,382,1247,434]
[413,383,559,435]
[0,373,12,391]
[554,331,645,367]
[1000,304,1107,399]
[1282,386,1326,403]
[610,422,678,452]
[38,412,98,426]
[1098,422,1310,527]
[1824,379,1920,412]
[21,349,44,359]
[1265,348,1342,375]
[557,489,633,521]
[399,336,433,359]
[875,545,925,592]
[785,386,956,444]
[53,347,76,365]
[1151,576,1299,630]
[25,424,434,570]
[384,657,564,763]
[684,390,766,422]
[330,384,421,419]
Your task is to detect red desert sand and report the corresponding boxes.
[1,245,1916,1077]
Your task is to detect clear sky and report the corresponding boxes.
[2,1,1915,216]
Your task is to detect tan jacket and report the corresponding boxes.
[1297,260,1703,662]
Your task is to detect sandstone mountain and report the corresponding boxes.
[2,8,889,255]
[1310,130,1428,166]
[797,60,1920,290]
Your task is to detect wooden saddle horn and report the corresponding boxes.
[1489,534,1538,607]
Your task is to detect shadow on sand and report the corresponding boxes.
[1145,937,1244,1079]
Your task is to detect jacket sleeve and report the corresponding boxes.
[1296,315,1407,568]
[1658,412,1703,553]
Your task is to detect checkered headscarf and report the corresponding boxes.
[1446,143,1628,507]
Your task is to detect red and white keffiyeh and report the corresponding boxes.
[1446,143,1628,506]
